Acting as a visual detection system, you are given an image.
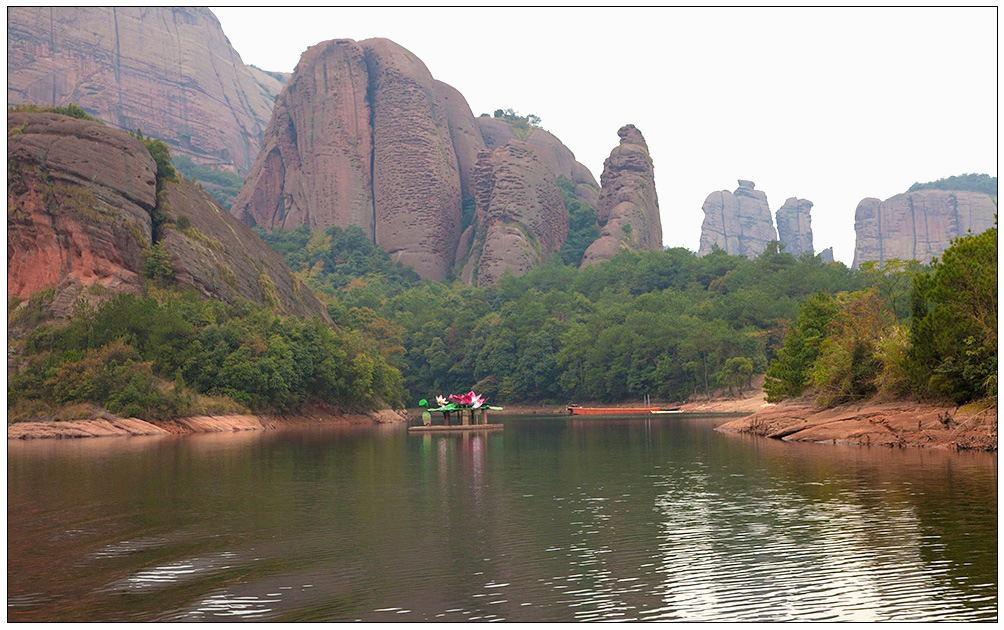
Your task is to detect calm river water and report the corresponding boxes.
[7,414,997,622]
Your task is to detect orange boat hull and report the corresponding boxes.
[567,407,662,415]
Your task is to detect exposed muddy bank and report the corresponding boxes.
[717,399,997,452]
[7,408,407,440]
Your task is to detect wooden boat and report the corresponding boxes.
[567,406,664,415]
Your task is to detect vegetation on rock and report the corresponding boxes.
[907,173,997,197]
[7,103,99,122]
[171,154,246,209]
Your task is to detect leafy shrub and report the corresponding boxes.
[8,103,100,122]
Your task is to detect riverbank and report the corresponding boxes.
[716,398,997,451]
[7,408,407,440]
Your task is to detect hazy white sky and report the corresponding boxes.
[212,6,997,265]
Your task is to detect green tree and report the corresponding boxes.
[910,226,997,402]
[764,293,840,401]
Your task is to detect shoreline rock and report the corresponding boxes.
[716,399,997,452]
[7,409,407,440]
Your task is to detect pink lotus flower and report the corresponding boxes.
[447,391,486,407]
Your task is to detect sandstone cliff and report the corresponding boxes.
[477,117,600,208]
[364,38,463,282]
[852,189,997,268]
[581,125,662,266]
[698,180,778,259]
[458,144,568,286]
[775,197,814,256]
[233,39,375,235]
[7,7,281,174]
[7,112,327,321]
[232,37,599,284]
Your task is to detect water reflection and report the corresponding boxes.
[6,416,996,622]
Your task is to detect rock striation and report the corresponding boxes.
[698,180,777,259]
[775,197,814,256]
[580,125,662,266]
[233,37,598,284]
[458,144,568,286]
[364,38,463,282]
[233,39,375,235]
[6,6,282,174]
[852,189,997,268]
[7,112,327,321]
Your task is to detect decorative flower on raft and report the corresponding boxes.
[436,395,449,407]
[442,391,487,408]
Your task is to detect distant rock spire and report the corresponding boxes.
[580,124,662,267]
[775,197,814,256]
[698,180,777,258]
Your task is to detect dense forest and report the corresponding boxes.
[765,228,997,406]
[260,225,870,404]
[260,218,996,410]
[7,127,998,420]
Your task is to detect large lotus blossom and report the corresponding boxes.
[447,391,487,407]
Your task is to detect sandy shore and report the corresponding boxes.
[7,408,406,440]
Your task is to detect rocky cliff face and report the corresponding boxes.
[581,125,662,266]
[7,112,326,321]
[458,144,568,286]
[364,38,463,282]
[852,189,997,268]
[233,39,374,235]
[775,197,814,256]
[7,7,281,174]
[233,37,598,284]
[698,180,778,259]
[477,117,600,210]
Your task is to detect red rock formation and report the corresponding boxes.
[231,37,600,283]
[852,189,997,268]
[363,38,463,282]
[581,125,662,266]
[232,39,374,235]
[478,117,599,207]
[775,197,814,256]
[159,177,329,322]
[7,6,280,173]
[8,112,156,314]
[436,81,487,200]
[698,180,778,259]
[8,112,327,321]
[462,144,568,286]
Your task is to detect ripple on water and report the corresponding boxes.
[99,551,240,594]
